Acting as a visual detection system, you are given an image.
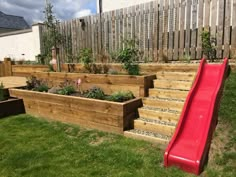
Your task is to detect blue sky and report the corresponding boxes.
[0,0,97,25]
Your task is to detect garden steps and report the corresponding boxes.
[134,118,176,136]
[156,71,196,81]
[138,107,180,123]
[124,129,170,146]
[142,97,184,112]
[149,88,189,100]
[153,80,192,91]
[125,70,197,147]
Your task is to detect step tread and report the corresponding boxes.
[149,88,189,100]
[143,96,184,103]
[134,118,176,136]
[139,106,180,114]
[156,71,196,81]
[124,129,171,145]
[136,117,177,127]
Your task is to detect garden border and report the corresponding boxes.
[9,89,142,134]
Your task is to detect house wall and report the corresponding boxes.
[97,0,154,12]
[0,24,42,61]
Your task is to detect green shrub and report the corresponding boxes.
[86,87,105,99]
[0,82,6,101]
[79,48,94,73]
[117,40,140,75]
[107,91,134,102]
[201,30,216,62]
[57,85,76,95]
[33,84,49,92]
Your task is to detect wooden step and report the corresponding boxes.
[124,129,170,147]
[154,79,193,90]
[156,71,196,81]
[138,107,180,123]
[149,88,189,100]
[134,118,176,136]
[142,97,184,112]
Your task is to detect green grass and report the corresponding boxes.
[0,72,235,177]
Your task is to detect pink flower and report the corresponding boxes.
[77,78,81,86]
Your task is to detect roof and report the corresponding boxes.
[0,11,30,30]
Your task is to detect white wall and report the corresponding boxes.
[0,24,42,61]
[97,0,154,13]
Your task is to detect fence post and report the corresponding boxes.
[3,58,12,76]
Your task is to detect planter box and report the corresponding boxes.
[0,98,25,118]
[33,72,156,97]
[9,89,142,134]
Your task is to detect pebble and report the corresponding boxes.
[138,117,176,127]
[129,129,170,140]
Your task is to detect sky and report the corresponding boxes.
[0,0,97,25]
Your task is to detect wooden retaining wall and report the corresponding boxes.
[9,89,142,134]
[12,65,48,76]
[33,72,156,97]
[62,63,199,74]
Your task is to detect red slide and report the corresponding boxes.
[164,58,229,175]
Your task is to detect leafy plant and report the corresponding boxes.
[0,82,6,101]
[117,40,140,75]
[26,76,48,92]
[79,48,94,73]
[180,54,191,63]
[33,85,49,92]
[107,91,134,102]
[57,85,76,95]
[86,87,105,99]
[201,31,216,62]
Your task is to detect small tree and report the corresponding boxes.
[42,2,63,63]
[201,31,216,62]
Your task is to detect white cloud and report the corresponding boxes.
[74,9,92,18]
[0,0,96,25]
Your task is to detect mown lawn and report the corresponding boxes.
[0,72,235,177]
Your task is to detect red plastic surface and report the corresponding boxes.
[164,58,229,175]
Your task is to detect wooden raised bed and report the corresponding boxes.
[0,98,25,118]
[9,89,142,134]
[33,72,156,97]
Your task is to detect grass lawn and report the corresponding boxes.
[0,72,235,177]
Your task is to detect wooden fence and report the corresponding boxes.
[41,0,236,63]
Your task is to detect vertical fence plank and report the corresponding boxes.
[179,0,186,59]
[211,0,217,40]
[153,0,159,62]
[163,0,169,59]
[185,0,191,56]
[191,0,197,59]
[197,0,204,59]
[139,4,145,61]
[217,0,225,59]
[158,0,164,61]
[148,2,154,61]
[204,0,211,30]
[144,2,149,59]
[223,0,231,58]
[232,0,236,57]
[135,4,140,51]
[168,0,174,60]
[173,0,180,60]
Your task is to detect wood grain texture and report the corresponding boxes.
[9,89,142,134]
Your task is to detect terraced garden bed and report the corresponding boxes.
[9,88,142,134]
